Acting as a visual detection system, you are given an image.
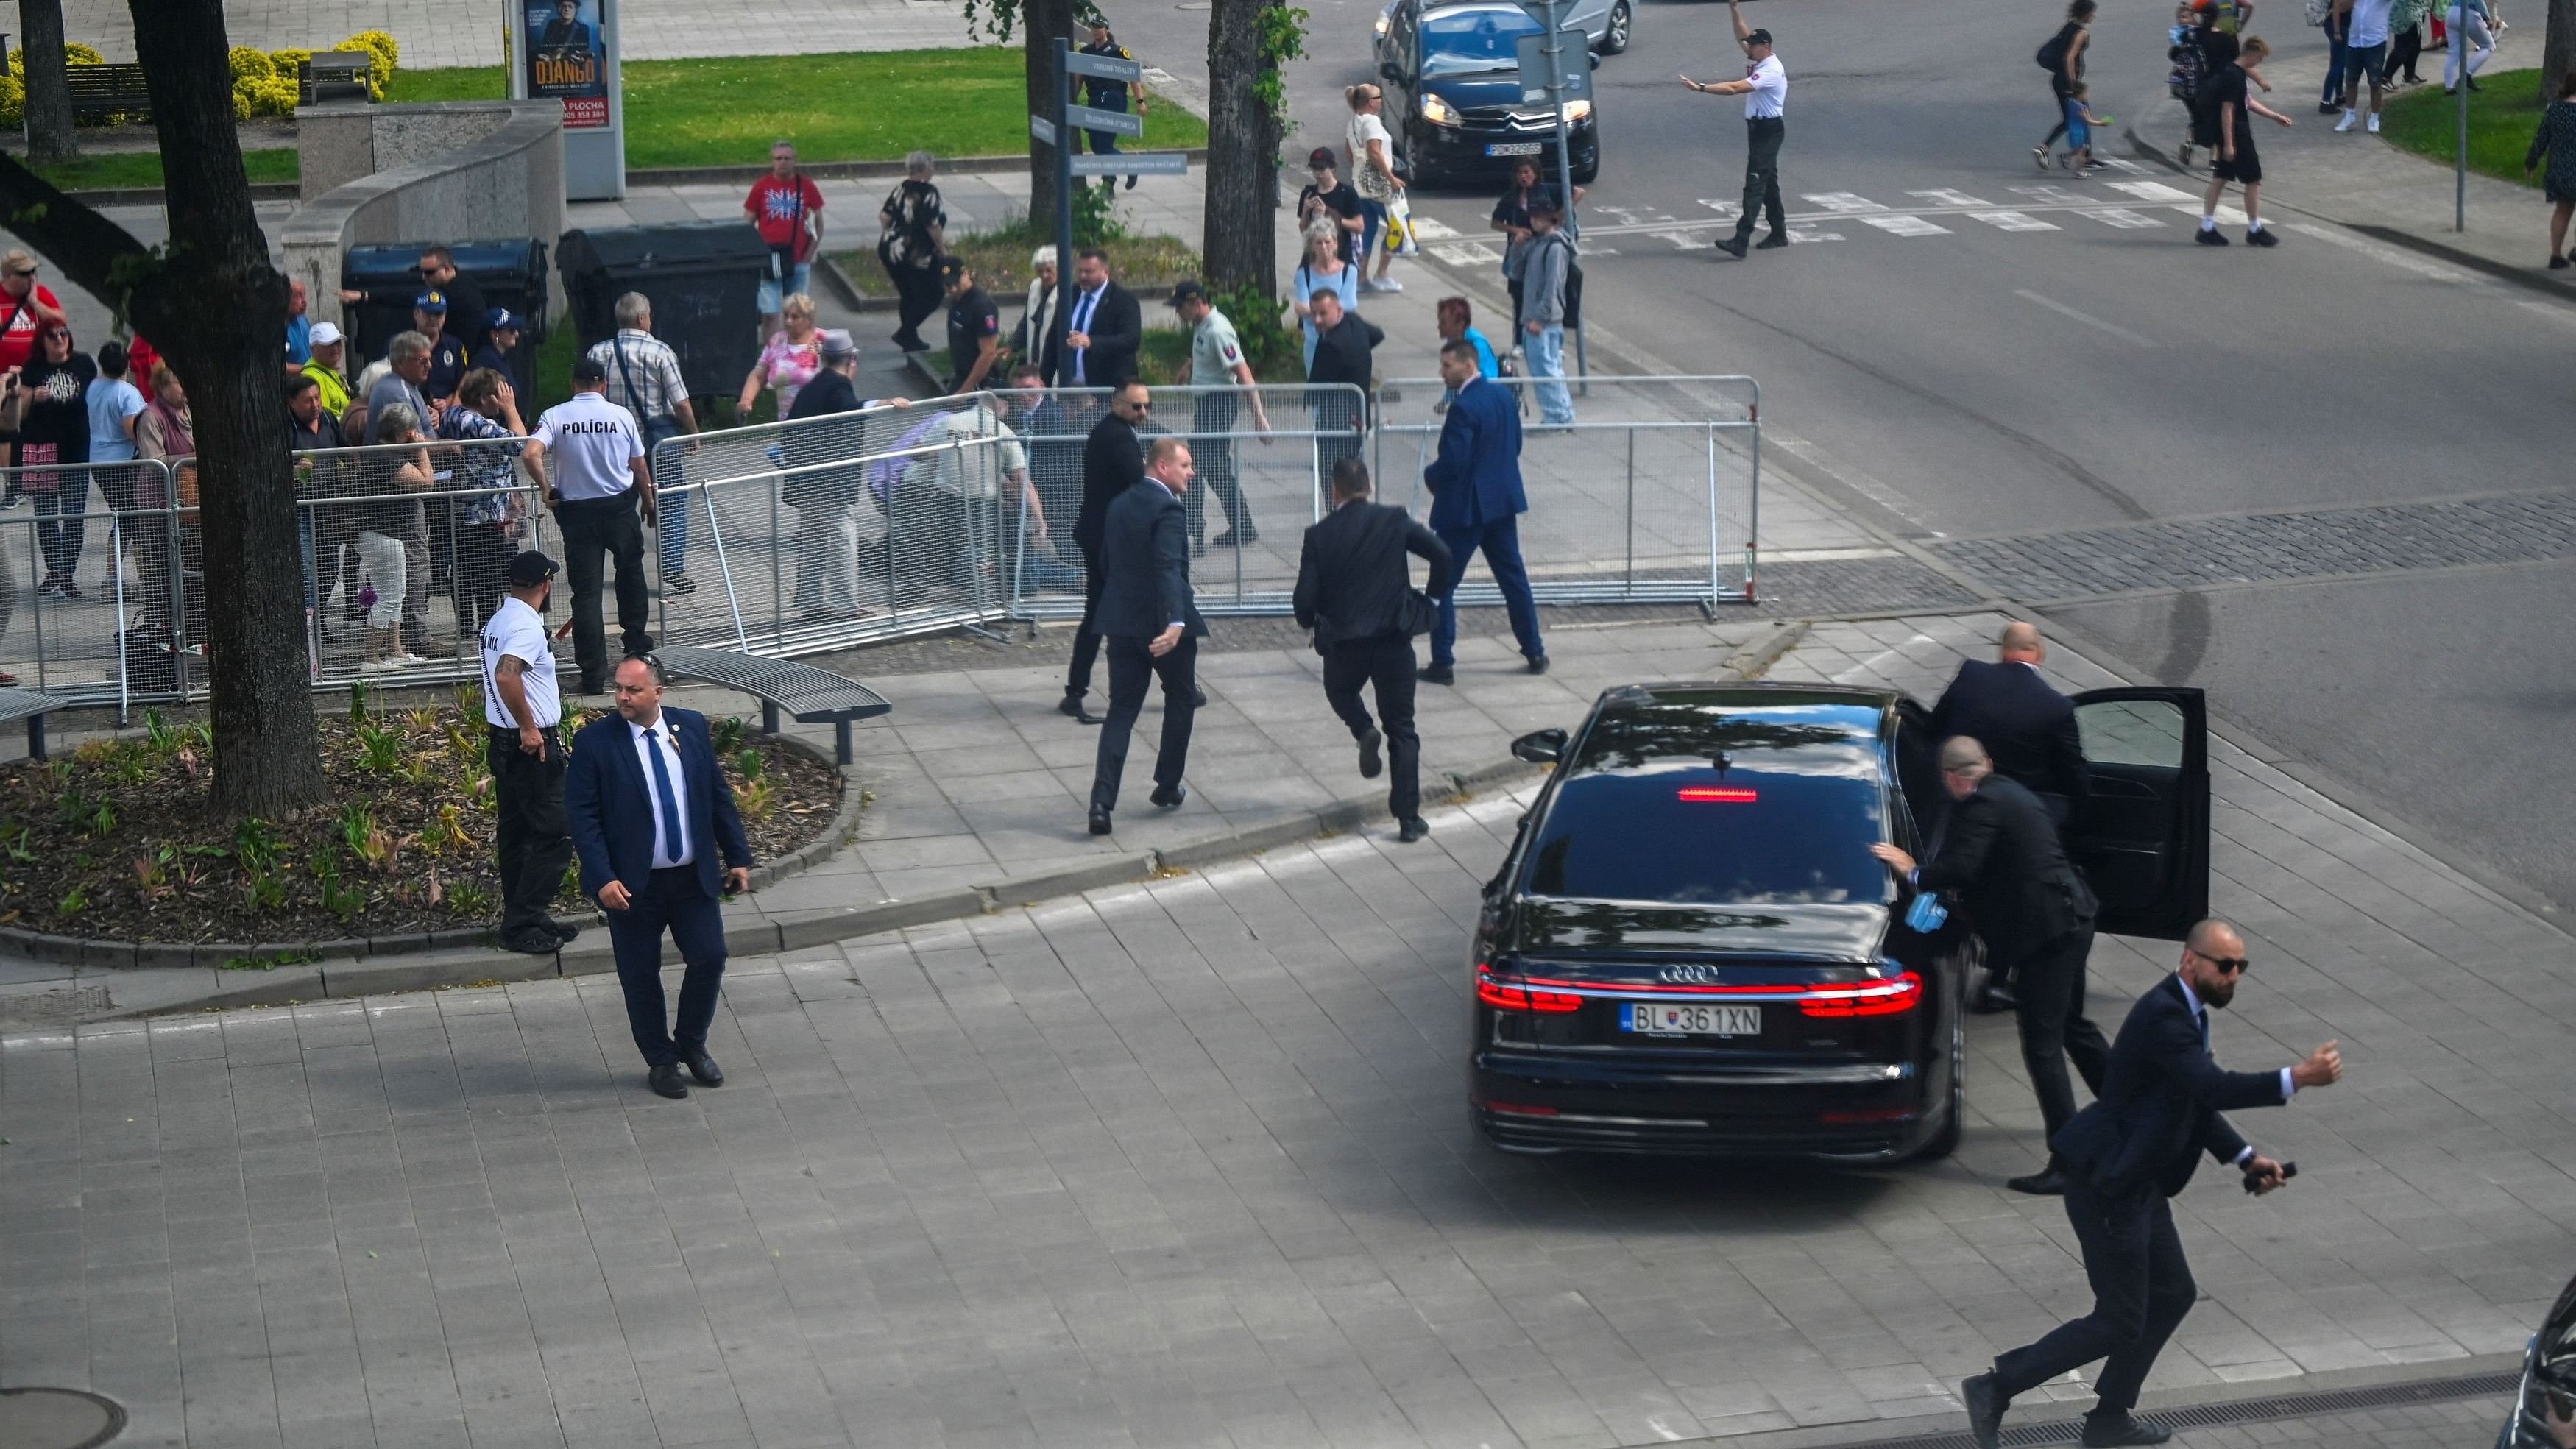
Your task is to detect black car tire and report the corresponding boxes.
[1601,0,1632,54]
[1571,150,1599,185]
[1912,997,1966,1161]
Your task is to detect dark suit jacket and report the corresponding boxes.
[1074,410,1145,556]
[1096,479,1207,640]
[1293,499,1453,645]
[1928,659,2090,819]
[1914,773,2096,963]
[564,706,754,904]
[1422,373,1526,533]
[2052,974,2287,1198]
[1307,312,1383,393]
[1045,280,1142,390]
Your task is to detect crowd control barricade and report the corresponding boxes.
[1370,374,1761,607]
[0,458,184,706]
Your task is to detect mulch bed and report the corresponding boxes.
[0,687,844,946]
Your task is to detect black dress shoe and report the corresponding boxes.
[578,674,606,696]
[2007,1166,2071,1196]
[1418,663,1454,686]
[1526,655,1549,675]
[1190,688,1208,709]
[1088,807,1113,835]
[2081,1411,2172,1447]
[1714,235,1749,258]
[1058,692,1101,724]
[1357,726,1384,779]
[1755,231,1793,249]
[1961,1372,2006,1449]
[502,927,560,955]
[648,1063,690,1099]
[549,919,581,943]
[680,1050,723,1088]
[1150,783,1186,809]
[1398,817,1429,843]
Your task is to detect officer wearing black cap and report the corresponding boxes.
[482,550,580,955]
[941,256,1002,396]
[1078,19,1150,191]
[1681,0,1791,258]
[475,308,529,399]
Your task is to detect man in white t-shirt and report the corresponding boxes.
[2333,0,2396,132]
[1683,0,1790,258]
[523,354,653,694]
[481,550,578,954]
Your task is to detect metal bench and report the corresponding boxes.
[64,63,154,124]
[0,685,73,760]
[652,646,890,765]
[299,52,375,105]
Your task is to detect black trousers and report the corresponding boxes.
[1189,393,1251,541]
[606,865,729,1069]
[455,520,513,636]
[1324,634,1420,821]
[1735,116,1787,239]
[1995,1182,2198,1416]
[555,492,653,683]
[2045,71,2073,145]
[487,726,571,937]
[1089,634,1198,812]
[888,264,944,344]
[2385,26,2424,80]
[1066,546,1108,699]
[2013,924,2112,1144]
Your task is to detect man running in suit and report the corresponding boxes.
[1293,457,1453,843]
[1086,436,1206,835]
[1871,735,2109,1196]
[1061,378,1150,723]
[1420,337,1545,684]
[565,654,754,1100]
[1963,918,2343,1449]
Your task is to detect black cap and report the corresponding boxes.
[938,255,968,284]
[1165,279,1208,308]
[1743,26,1772,44]
[1526,192,1563,216]
[1306,146,1337,170]
[570,353,608,383]
[507,551,559,587]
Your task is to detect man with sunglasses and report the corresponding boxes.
[1961,919,2344,1449]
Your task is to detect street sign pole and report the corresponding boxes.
[1535,0,1588,386]
[1052,37,1077,386]
[2452,19,2467,231]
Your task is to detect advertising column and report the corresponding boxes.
[507,0,626,200]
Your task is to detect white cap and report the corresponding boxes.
[309,321,344,345]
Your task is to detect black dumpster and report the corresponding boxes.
[555,222,766,410]
[339,238,550,388]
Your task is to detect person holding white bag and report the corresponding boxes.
[1345,83,1408,292]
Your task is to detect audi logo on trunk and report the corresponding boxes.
[1657,964,1719,985]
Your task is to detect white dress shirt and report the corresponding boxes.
[628,714,696,869]
[2174,972,2294,1167]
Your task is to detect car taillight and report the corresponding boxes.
[1797,971,1923,1018]
[1476,964,1582,1013]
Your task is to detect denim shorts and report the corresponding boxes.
[758,263,813,314]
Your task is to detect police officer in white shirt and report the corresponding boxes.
[482,551,579,954]
[523,354,653,695]
[1682,0,1791,259]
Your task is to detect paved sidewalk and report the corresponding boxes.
[6,610,2571,1448]
[63,0,977,66]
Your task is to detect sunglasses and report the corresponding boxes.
[1120,398,1152,411]
[2193,949,2251,976]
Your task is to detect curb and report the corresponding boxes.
[627,149,1209,190]
[0,729,862,973]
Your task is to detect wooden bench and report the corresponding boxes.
[63,63,153,124]
[0,685,74,760]
[299,52,375,106]
[651,645,890,765]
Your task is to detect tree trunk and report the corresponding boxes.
[2546,0,2576,105]
[1022,0,1076,238]
[19,0,81,166]
[1203,0,1281,296]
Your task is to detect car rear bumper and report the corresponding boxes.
[1471,1047,1938,1160]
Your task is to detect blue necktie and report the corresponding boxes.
[645,727,684,862]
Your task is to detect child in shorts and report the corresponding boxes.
[2061,82,2109,175]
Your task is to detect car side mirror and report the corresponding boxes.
[1380,60,1406,85]
[1511,728,1567,764]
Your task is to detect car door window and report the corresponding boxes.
[2076,699,2187,770]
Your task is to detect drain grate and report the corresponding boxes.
[1844,1370,2520,1449]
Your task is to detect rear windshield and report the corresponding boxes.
[1422,9,1538,74]
[1522,704,1891,906]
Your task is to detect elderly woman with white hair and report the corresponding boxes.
[876,149,947,352]
[1013,244,1061,364]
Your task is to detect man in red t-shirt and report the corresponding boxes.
[744,141,826,337]
[0,249,68,375]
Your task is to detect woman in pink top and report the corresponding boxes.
[735,291,824,418]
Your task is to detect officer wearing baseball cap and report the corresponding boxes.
[482,550,581,954]
[413,287,470,405]
[474,308,528,397]
[941,255,1001,395]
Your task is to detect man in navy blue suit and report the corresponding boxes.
[1961,919,2343,1449]
[1420,339,1545,684]
[565,654,754,1099]
[1928,620,2090,825]
[1085,436,1207,835]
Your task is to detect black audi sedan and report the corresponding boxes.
[1468,681,2209,1162]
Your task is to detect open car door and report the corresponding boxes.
[2067,688,2208,941]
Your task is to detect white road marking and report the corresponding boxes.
[1696,199,1742,216]
[1763,545,1902,563]
[1802,192,1888,213]
[2092,155,2148,173]
[1969,210,2060,231]
[2012,184,2092,205]
[2278,221,2471,281]
[1833,634,1937,684]
[1861,213,1952,236]
[1649,230,1707,249]
[1907,188,1993,208]
[1787,227,1844,243]
[2519,300,2576,327]
[1409,216,1460,239]
[2105,179,2198,203]
[2168,204,2250,227]
[1430,242,1504,266]
[2014,288,2159,347]
[2084,208,2166,228]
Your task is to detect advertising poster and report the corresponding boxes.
[526,0,609,129]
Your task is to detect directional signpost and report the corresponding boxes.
[1515,0,1589,380]
[1041,40,1192,382]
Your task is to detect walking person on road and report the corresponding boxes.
[1170,279,1270,550]
[1685,0,1789,259]
[523,354,654,695]
[1421,338,1545,684]
[1345,82,1406,293]
[2197,36,2290,247]
[2035,0,2095,169]
[1295,457,1452,845]
[1960,918,2344,1449]
[1061,379,1152,723]
[1493,157,1583,333]
[1517,198,1577,428]
[1078,20,1150,191]
[481,551,578,957]
[1085,436,1207,835]
[877,152,949,352]
[2527,71,2576,267]
[1871,737,2108,1195]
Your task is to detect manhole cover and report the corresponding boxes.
[0,1387,126,1448]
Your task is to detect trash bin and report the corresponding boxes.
[555,221,766,409]
[340,238,549,386]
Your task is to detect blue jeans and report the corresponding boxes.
[32,471,91,580]
[1524,323,1574,425]
[2321,32,2351,103]
[757,263,811,314]
[1357,198,1388,266]
[1432,516,1545,667]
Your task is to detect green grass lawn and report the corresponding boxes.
[37,147,297,191]
[389,49,1206,170]
[2379,76,2550,188]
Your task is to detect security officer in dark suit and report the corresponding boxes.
[1293,457,1453,843]
[1086,436,1206,835]
[1061,379,1150,721]
[1964,919,2343,1449]
[1871,735,2109,1196]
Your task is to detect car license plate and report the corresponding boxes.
[1485,141,1544,156]
[1625,1002,1761,1037]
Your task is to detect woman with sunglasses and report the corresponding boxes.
[0,324,99,600]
